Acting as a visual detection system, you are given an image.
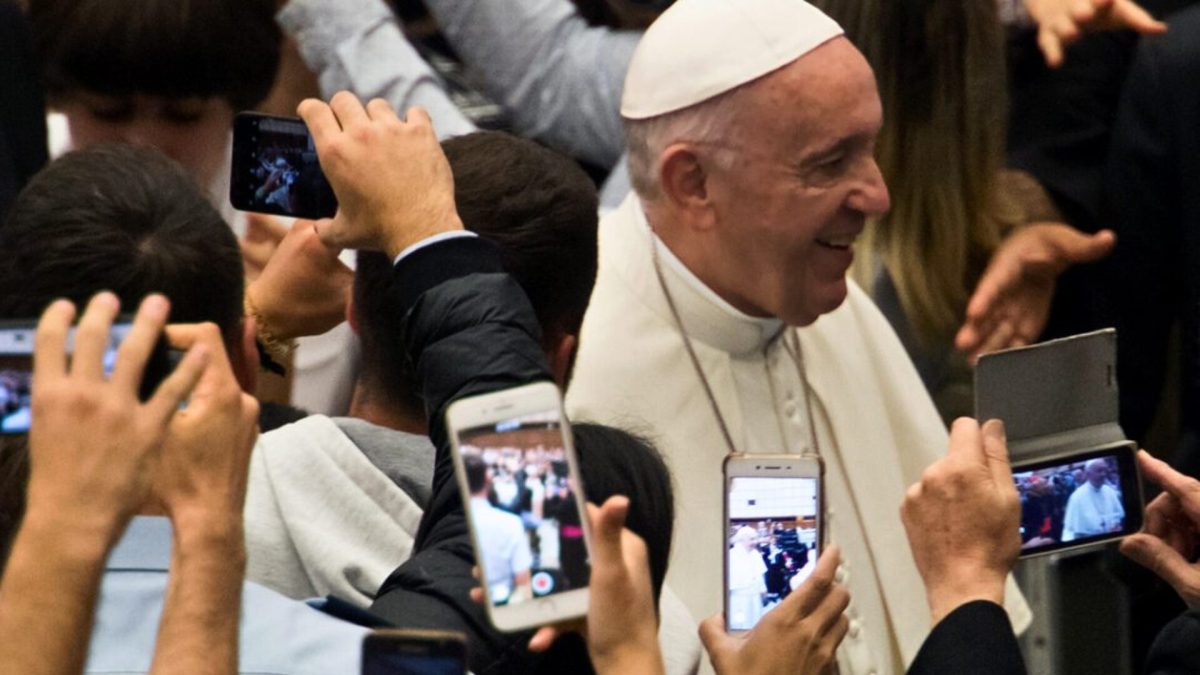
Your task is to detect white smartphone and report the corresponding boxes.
[723,454,823,634]
[445,381,590,632]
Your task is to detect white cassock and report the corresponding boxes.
[1062,483,1125,541]
[727,545,768,630]
[567,195,1031,675]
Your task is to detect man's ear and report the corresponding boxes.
[658,144,713,225]
[547,333,578,388]
[233,317,260,395]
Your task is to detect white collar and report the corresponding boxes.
[635,201,784,356]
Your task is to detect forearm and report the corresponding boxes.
[423,0,635,166]
[278,0,475,138]
[0,510,121,675]
[149,515,246,675]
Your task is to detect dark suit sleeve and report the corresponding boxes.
[369,236,565,674]
[1145,610,1200,675]
[0,1,49,216]
[907,600,1026,675]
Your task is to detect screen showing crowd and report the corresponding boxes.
[1,324,130,434]
[242,117,336,218]
[1015,454,1125,549]
[726,476,819,632]
[459,413,587,606]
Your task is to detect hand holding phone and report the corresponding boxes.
[723,454,822,634]
[20,294,207,525]
[900,419,1019,625]
[1120,451,1200,610]
[296,93,463,258]
[447,382,590,632]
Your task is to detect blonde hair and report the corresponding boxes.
[814,0,1023,345]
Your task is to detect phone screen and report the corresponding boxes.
[0,321,172,434]
[361,653,462,675]
[230,113,338,219]
[457,410,588,606]
[1014,444,1142,556]
[726,475,820,632]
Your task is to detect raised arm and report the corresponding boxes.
[0,294,206,675]
[423,0,637,168]
[278,0,475,139]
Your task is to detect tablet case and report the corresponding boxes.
[974,329,1125,462]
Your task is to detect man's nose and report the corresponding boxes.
[848,160,890,215]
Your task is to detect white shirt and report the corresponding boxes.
[469,496,532,602]
[1062,482,1125,541]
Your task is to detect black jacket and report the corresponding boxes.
[908,601,1026,675]
[0,1,48,218]
[1106,5,1200,476]
[367,236,591,674]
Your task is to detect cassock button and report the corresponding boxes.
[849,619,862,639]
[835,565,849,584]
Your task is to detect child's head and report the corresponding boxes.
[30,0,282,186]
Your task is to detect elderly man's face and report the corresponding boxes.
[702,38,889,326]
[1087,462,1108,487]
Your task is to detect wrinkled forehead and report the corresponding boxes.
[737,38,882,153]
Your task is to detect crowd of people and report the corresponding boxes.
[2,0,1200,674]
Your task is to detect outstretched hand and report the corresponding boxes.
[297,92,463,259]
[1025,0,1166,67]
[245,219,352,342]
[1120,451,1200,609]
[956,224,1114,361]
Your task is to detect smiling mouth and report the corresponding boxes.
[815,236,856,251]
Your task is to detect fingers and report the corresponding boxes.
[366,98,400,123]
[698,614,731,654]
[142,344,209,427]
[71,292,121,381]
[974,318,1018,360]
[783,544,842,619]
[981,419,1013,488]
[110,295,171,392]
[1120,533,1199,601]
[163,323,236,399]
[589,495,631,571]
[1112,0,1168,32]
[329,90,370,130]
[297,98,341,148]
[33,299,77,383]
[946,418,985,467]
[1038,26,1066,68]
[527,626,560,653]
[404,106,433,129]
[1139,451,1200,520]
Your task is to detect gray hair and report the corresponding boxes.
[622,85,753,202]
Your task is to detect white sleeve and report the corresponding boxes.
[422,0,639,168]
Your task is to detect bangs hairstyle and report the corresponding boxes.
[29,0,281,110]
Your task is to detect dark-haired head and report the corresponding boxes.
[0,144,244,350]
[29,0,279,111]
[353,132,598,427]
[28,0,280,188]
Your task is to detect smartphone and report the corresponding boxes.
[723,454,823,634]
[445,381,590,632]
[361,629,466,675]
[0,318,175,434]
[229,112,338,220]
[1014,440,1144,557]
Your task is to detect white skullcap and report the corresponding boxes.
[621,0,844,120]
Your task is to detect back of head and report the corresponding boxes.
[354,131,598,409]
[0,144,243,344]
[813,0,1017,344]
[28,0,280,110]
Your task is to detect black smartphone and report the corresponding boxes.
[0,318,176,434]
[229,112,338,220]
[361,629,467,675]
[1013,441,1144,557]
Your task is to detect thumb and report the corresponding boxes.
[1056,228,1116,266]
[588,496,630,570]
[1121,533,1197,596]
[699,613,732,655]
